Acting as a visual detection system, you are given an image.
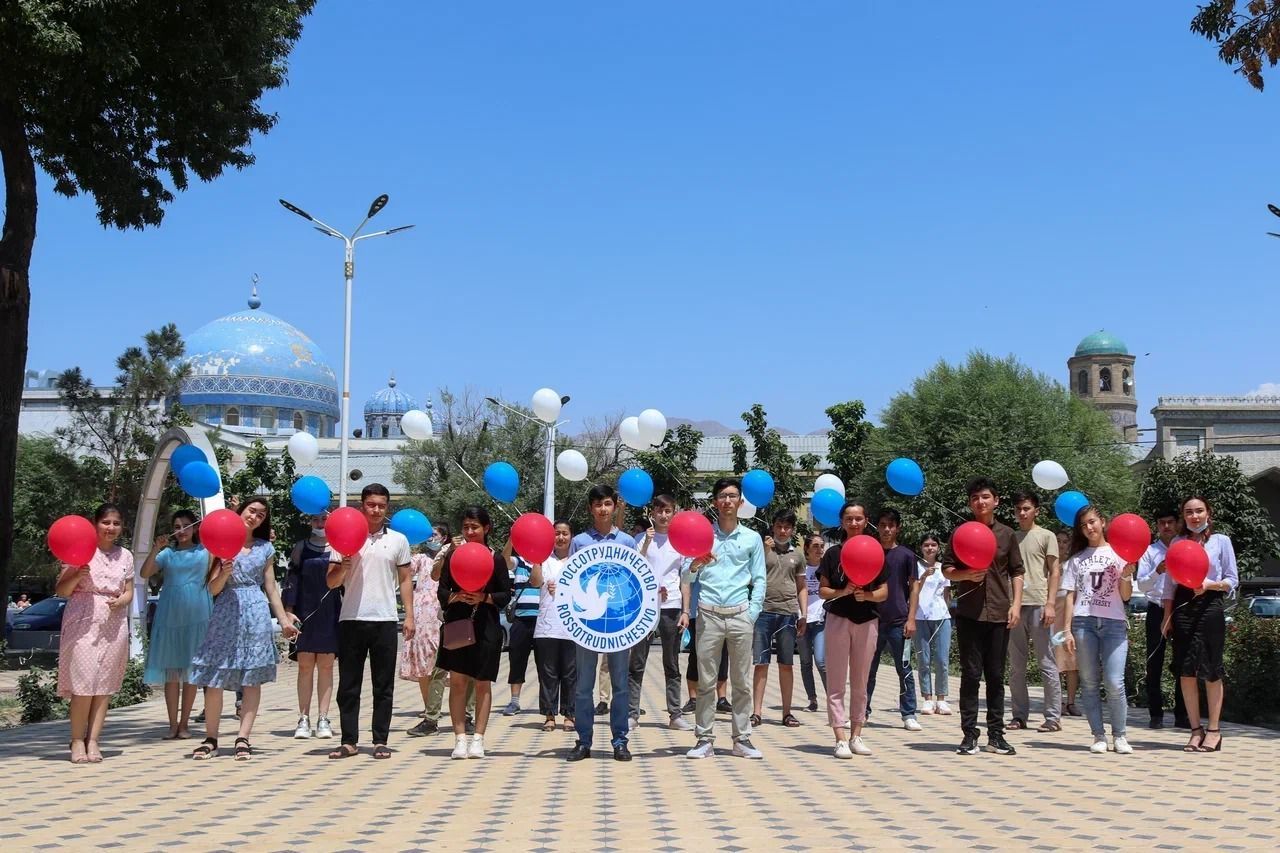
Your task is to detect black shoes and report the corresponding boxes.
[566,743,592,762]
[682,698,696,714]
[985,734,1016,755]
[613,744,632,762]
[956,735,980,755]
[595,701,608,715]
[1149,717,1165,730]
[716,698,733,714]
[805,700,819,712]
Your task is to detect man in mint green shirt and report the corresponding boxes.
[679,477,766,759]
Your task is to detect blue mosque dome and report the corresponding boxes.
[364,375,421,438]
[179,285,340,437]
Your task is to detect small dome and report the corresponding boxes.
[363,374,420,416]
[1074,330,1129,357]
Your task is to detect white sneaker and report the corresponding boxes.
[732,738,763,759]
[293,715,311,739]
[935,700,953,715]
[686,739,714,759]
[451,735,471,760]
[669,714,693,731]
[851,736,872,756]
[314,717,333,739]
[904,716,922,732]
[1090,738,1108,754]
[628,717,638,732]
[1113,736,1133,754]
[918,702,934,715]
[834,740,853,759]
[467,734,485,759]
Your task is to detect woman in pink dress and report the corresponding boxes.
[56,503,134,764]
[400,545,444,734]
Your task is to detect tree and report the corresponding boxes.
[216,440,306,571]
[12,435,110,587]
[729,404,821,533]
[1191,1,1280,91]
[824,400,874,486]
[1139,450,1280,578]
[631,424,706,511]
[854,352,1138,546]
[0,0,315,617]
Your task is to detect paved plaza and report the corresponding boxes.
[3,655,1278,852]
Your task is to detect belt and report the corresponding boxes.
[698,602,749,616]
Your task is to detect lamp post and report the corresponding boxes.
[279,195,414,502]
[485,395,570,517]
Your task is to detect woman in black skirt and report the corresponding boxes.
[436,506,511,760]
[1164,496,1238,753]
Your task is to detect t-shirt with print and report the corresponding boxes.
[914,561,951,621]
[877,544,916,626]
[336,527,411,622]
[803,563,825,623]
[763,542,805,615]
[1015,525,1059,606]
[1060,543,1128,621]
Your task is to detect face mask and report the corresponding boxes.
[425,539,443,554]
[309,529,327,545]
[1189,521,1209,534]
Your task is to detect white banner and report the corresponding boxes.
[555,542,659,652]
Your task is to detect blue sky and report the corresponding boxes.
[25,2,1280,438]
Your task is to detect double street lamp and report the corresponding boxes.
[486,394,571,518]
[279,194,415,502]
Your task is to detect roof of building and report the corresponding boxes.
[1074,330,1129,357]
[364,375,420,417]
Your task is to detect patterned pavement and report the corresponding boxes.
[3,652,1278,852]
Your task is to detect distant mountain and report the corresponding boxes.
[669,417,798,437]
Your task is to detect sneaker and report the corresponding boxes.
[1148,717,1164,730]
[903,716,922,732]
[501,698,521,717]
[293,715,312,739]
[628,716,638,732]
[406,719,437,737]
[686,739,715,759]
[806,700,819,713]
[918,703,934,715]
[193,709,206,724]
[451,735,471,760]
[716,698,733,714]
[956,735,980,755]
[834,740,853,759]
[315,717,334,739]
[935,700,953,715]
[851,736,872,755]
[986,734,1016,756]
[732,738,763,759]
[1113,736,1133,754]
[669,714,693,731]
[682,698,696,714]
[595,701,608,715]
[465,714,476,735]
[1090,737,1108,754]
[467,734,485,759]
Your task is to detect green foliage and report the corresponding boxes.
[108,657,151,710]
[631,424,706,511]
[1191,0,1280,91]
[17,665,67,724]
[824,400,873,486]
[13,436,110,580]
[214,440,306,571]
[729,404,821,534]
[1139,451,1280,578]
[1222,607,1280,726]
[1125,616,1176,711]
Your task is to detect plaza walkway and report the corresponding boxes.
[2,655,1277,852]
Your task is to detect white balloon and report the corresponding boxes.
[286,430,319,465]
[814,473,845,496]
[620,416,646,450]
[637,408,668,447]
[401,409,434,440]
[737,498,757,519]
[531,388,562,423]
[556,449,589,482]
[1032,460,1069,491]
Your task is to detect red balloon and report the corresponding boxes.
[201,508,249,561]
[326,507,369,557]
[952,521,997,570]
[48,515,97,566]
[452,542,495,593]
[1106,513,1152,564]
[1166,539,1210,589]
[510,513,555,564]
[840,534,885,586]
[669,511,714,558]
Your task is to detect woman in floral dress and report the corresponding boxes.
[401,544,444,735]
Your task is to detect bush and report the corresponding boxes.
[109,657,151,710]
[1124,616,1176,710]
[1222,609,1280,726]
[17,666,68,723]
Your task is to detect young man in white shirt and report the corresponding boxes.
[631,495,692,731]
[325,484,414,759]
[1136,508,1188,728]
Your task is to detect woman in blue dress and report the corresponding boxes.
[141,509,213,739]
[189,498,298,760]
[283,514,341,740]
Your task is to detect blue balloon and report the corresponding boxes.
[810,488,844,528]
[483,461,520,503]
[742,469,775,507]
[617,467,655,506]
[886,457,925,496]
[1054,490,1090,527]
[291,475,331,515]
[390,508,434,545]
[170,444,207,475]
[177,461,221,499]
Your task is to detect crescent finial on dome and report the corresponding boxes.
[248,273,262,310]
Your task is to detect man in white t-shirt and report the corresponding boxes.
[325,484,413,759]
[630,495,691,731]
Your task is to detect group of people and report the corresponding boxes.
[53,474,1238,764]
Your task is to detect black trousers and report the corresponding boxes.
[337,620,398,746]
[1145,601,1187,722]
[629,610,684,718]
[955,615,1009,740]
[508,616,537,685]
[533,637,576,716]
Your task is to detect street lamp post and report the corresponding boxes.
[486,395,570,517]
[279,195,414,503]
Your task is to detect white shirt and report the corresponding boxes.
[335,527,411,622]
[1061,544,1128,622]
[803,563,825,623]
[1168,533,1239,599]
[534,554,571,640]
[640,532,683,611]
[1136,539,1171,603]
[914,560,951,621]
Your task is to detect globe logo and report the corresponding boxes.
[555,542,659,651]
[571,561,645,634]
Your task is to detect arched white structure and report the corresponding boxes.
[128,426,225,659]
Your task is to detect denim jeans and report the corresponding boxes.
[574,646,630,749]
[798,619,827,702]
[866,621,918,718]
[752,611,798,665]
[1072,615,1129,739]
[912,618,951,698]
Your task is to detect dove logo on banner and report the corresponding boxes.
[555,543,658,652]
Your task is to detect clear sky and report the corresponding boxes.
[24,2,1280,438]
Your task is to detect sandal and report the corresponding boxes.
[328,743,359,760]
[1199,728,1222,753]
[1037,720,1062,733]
[86,741,103,763]
[563,718,574,732]
[69,739,89,764]
[1183,726,1205,753]
[541,719,557,732]
[1065,703,1082,717]
[192,738,218,760]
[1008,718,1027,730]
[782,713,801,728]
[234,737,252,761]
[749,714,762,727]
[373,744,392,760]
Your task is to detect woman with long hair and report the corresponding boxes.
[1165,495,1237,753]
[141,508,213,740]
[283,514,341,739]
[401,526,446,736]
[188,498,298,760]
[533,520,576,732]
[56,503,134,764]
[796,534,828,713]
[908,532,952,715]
[1053,527,1081,716]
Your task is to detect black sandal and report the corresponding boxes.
[782,713,801,728]
[373,744,392,760]
[233,737,252,761]
[749,714,762,727]
[1183,725,1205,753]
[328,743,359,760]
[192,738,218,760]
[1008,718,1027,730]
[1200,728,1222,752]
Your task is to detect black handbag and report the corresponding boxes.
[441,606,477,650]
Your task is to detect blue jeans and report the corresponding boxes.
[1072,616,1129,739]
[752,612,798,665]
[574,646,630,749]
[798,619,827,702]
[867,621,918,718]
[912,618,951,698]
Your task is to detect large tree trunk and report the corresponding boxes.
[0,97,37,615]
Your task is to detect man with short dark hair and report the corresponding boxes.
[866,508,921,731]
[1136,508,1188,728]
[751,509,807,727]
[631,495,692,731]
[1009,491,1061,733]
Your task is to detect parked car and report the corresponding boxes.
[4,596,66,656]
[1247,596,1280,619]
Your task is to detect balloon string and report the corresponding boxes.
[450,460,518,523]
